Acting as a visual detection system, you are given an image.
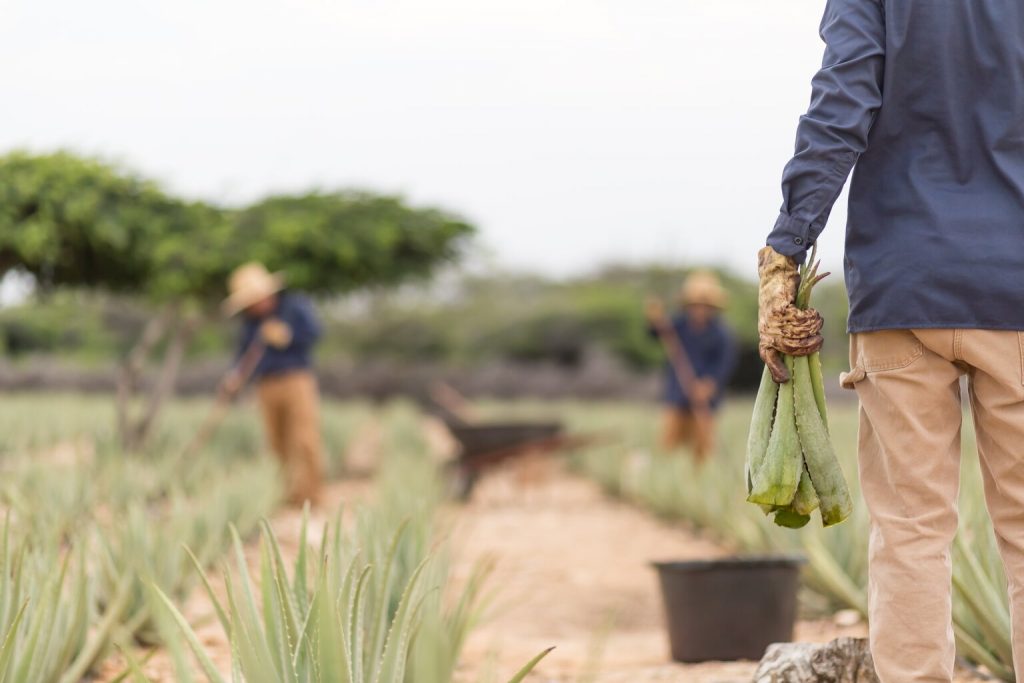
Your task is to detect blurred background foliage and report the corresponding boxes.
[0,266,852,393]
[0,151,474,303]
[0,150,853,397]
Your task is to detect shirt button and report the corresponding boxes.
[793,237,804,245]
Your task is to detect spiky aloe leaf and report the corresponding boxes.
[109,643,157,683]
[223,566,277,683]
[0,600,28,676]
[953,534,1013,668]
[258,539,289,678]
[506,646,555,683]
[153,585,227,683]
[954,623,1014,683]
[293,504,310,613]
[373,557,430,683]
[350,565,373,683]
[367,518,412,665]
[184,546,230,635]
[312,561,350,683]
[60,568,136,683]
[746,366,779,496]
[748,356,801,507]
[260,519,302,678]
[792,356,852,526]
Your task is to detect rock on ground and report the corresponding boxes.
[753,638,879,683]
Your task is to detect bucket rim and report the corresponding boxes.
[650,555,807,572]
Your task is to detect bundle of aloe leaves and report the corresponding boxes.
[746,247,853,529]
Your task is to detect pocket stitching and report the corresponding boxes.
[1018,331,1024,387]
[860,341,923,373]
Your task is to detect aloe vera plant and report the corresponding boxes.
[0,516,117,683]
[0,394,284,679]
[93,465,277,645]
[156,511,549,682]
[746,246,852,528]
[146,427,551,683]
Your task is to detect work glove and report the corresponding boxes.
[260,318,293,349]
[220,370,243,397]
[757,246,823,383]
[692,377,717,406]
[645,297,666,325]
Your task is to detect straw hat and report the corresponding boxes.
[680,270,728,308]
[223,262,285,316]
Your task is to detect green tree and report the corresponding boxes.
[232,192,472,292]
[0,151,474,448]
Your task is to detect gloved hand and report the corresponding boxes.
[645,297,667,325]
[758,246,823,383]
[692,377,717,406]
[260,318,293,349]
[220,370,243,396]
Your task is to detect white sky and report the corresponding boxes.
[0,0,844,279]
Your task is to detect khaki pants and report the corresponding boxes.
[660,408,715,461]
[843,329,1024,682]
[257,370,324,505]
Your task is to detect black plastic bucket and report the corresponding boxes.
[652,555,805,662]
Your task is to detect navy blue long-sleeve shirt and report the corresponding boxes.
[650,314,737,410]
[768,0,1024,332]
[237,292,322,379]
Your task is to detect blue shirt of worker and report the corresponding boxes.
[237,292,322,379]
[768,0,1024,333]
[650,314,737,410]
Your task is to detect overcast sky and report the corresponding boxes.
[0,0,844,279]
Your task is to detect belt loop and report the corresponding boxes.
[953,329,963,361]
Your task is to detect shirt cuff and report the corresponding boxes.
[766,213,812,259]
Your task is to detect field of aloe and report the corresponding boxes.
[0,391,1013,681]
[0,394,548,682]
[558,399,1014,681]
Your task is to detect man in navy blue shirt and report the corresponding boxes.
[223,262,324,506]
[648,271,736,461]
[762,1,1024,678]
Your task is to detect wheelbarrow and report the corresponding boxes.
[444,419,605,500]
[429,383,608,499]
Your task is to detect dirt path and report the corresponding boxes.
[446,460,874,682]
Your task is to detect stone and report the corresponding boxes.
[752,637,880,683]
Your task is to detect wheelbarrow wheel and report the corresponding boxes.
[445,462,478,502]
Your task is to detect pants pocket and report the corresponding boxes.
[855,329,923,372]
[841,330,922,389]
[840,333,867,390]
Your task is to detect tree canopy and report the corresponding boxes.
[231,192,473,293]
[0,151,475,303]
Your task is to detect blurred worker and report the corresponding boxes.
[223,262,324,506]
[646,271,737,461]
[764,1,1024,679]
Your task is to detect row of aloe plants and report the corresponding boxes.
[140,402,550,682]
[556,399,1013,681]
[0,391,293,681]
[0,431,281,682]
[0,396,547,682]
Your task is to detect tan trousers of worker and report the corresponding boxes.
[660,408,715,462]
[257,370,325,506]
[844,329,1024,682]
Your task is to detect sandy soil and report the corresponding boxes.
[446,460,869,683]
